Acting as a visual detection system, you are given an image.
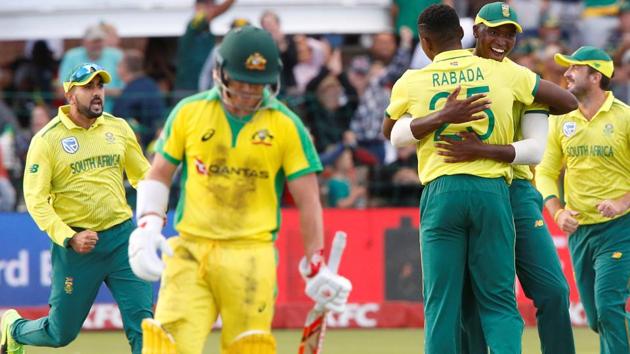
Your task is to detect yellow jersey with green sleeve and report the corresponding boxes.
[512,101,550,181]
[23,105,150,246]
[156,88,322,242]
[536,92,630,225]
[386,49,540,184]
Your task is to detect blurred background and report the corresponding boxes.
[0,1,628,352]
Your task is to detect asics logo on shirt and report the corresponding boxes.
[201,129,216,142]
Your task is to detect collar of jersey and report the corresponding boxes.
[58,105,105,130]
[570,91,615,121]
[433,49,474,63]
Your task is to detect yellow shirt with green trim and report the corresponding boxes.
[156,88,322,242]
[536,92,630,225]
[386,49,539,184]
[23,106,150,246]
[513,101,550,181]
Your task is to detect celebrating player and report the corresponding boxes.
[536,46,630,354]
[424,3,576,353]
[1,64,153,354]
[127,26,352,354]
[382,4,576,353]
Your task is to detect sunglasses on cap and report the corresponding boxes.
[68,63,106,83]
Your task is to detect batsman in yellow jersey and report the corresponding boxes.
[536,46,630,354]
[382,4,575,353]
[1,64,153,354]
[126,26,352,354]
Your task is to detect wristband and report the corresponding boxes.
[553,208,565,222]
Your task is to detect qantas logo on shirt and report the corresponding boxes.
[61,137,79,154]
[251,129,274,146]
[193,157,269,179]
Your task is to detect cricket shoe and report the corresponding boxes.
[0,309,24,354]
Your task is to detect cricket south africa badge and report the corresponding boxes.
[562,122,576,137]
[61,137,79,154]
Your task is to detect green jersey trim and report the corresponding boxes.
[271,169,286,242]
[531,75,541,98]
[273,102,322,172]
[175,154,188,227]
[158,149,181,165]
[224,109,253,148]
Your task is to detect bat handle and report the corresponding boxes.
[327,231,346,274]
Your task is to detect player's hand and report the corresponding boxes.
[69,230,99,254]
[556,209,580,235]
[435,131,486,163]
[128,215,173,282]
[439,86,491,124]
[596,199,627,218]
[299,256,352,313]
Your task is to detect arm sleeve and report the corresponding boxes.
[23,137,75,246]
[535,117,564,201]
[122,121,151,188]
[511,111,549,164]
[155,102,187,165]
[283,116,323,180]
[385,73,410,120]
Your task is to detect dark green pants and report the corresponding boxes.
[420,175,523,354]
[11,219,153,354]
[569,213,630,354]
[461,179,575,354]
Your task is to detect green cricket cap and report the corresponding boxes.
[475,2,523,33]
[217,26,281,85]
[554,46,614,78]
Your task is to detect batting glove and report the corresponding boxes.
[128,214,173,282]
[299,254,352,313]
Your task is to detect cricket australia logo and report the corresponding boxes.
[61,137,79,154]
[562,122,576,137]
[251,129,274,146]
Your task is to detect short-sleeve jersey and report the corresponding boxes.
[157,88,322,241]
[23,106,150,245]
[386,49,539,184]
[536,93,630,225]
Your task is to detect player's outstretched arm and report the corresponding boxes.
[128,154,178,282]
[435,111,549,164]
[534,79,578,115]
[384,86,490,146]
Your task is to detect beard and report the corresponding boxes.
[77,97,104,119]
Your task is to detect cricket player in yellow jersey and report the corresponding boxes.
[536,46,630,354]
[1,64,153,354]
[382,4,573,353]
[126,26,352,354]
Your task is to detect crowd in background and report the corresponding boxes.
[0,0,629,212]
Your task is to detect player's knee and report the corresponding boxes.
[49,330,78,347]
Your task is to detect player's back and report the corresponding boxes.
[388,49,538,184]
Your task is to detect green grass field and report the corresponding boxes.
[25,327,598,354]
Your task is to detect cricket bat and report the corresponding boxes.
[298,231,347,354]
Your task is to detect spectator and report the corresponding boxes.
[100,22,121,49]
[372,145,421,206]
[543,0,582,48]
[12,40,58,106]
[174,0,235,97]
[579,0,621,48]
[58,24,124,112]
[350,28,412,164]
[304,49,358,153]
[390,0,453,43]
[612,49,630,102]
[114,49,166,147]
[326,148,367,208]
[260,10,299,96]
[293,36,327,95]
[0,146,16,211]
